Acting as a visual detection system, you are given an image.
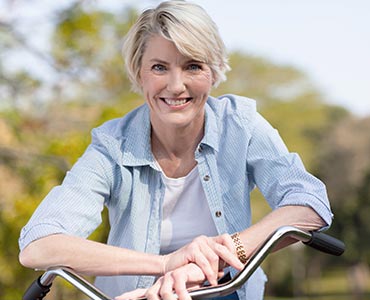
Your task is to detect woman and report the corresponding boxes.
[19,1,333,300]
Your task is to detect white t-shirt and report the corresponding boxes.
[159,166,218,254]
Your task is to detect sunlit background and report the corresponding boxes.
[1,0,370,115]
[0,0,369,299]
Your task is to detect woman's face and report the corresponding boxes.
[139,35,213,131]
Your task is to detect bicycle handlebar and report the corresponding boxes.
[23,226,345,300]
[188,226,345,299]
[303,230,345,256]
[23,268,111,300]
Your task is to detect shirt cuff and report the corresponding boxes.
[277,192,333,230]
[19,222,67,251]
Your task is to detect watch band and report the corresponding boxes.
[231,232,248,264]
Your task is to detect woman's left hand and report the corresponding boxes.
[115,263,212,300]
[162,234,243,287]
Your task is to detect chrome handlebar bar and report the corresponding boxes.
[23,226,345,300]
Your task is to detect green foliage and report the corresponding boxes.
[51,3,137,103]
[315,117,370,267]
[214,52,312,106]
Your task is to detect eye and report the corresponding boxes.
[187,63,202,72]
[152,64,166,73]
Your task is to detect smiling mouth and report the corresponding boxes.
[160,97,192,106]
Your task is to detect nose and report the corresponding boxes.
[166,69,186,94]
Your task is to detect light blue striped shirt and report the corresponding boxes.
[19,94,333,299]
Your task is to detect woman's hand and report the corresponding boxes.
[116,263,207,300]
[162,234,243,286]
[116,234,244,300]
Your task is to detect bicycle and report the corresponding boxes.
[23,225,345,300]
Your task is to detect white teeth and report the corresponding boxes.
[164,98,188,106]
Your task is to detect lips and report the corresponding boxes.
[160,97,192,106]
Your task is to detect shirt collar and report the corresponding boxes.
[120,104,157,168]
[201,98,220,153]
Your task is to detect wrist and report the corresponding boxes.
[231,232,248,264]
[159,254,168,276]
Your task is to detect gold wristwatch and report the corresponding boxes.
[231,232,248,264]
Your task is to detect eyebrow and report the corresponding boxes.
[149,58,169,65]
[148,58,204,65]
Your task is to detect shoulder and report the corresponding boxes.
[88,104,150,163]
[207,94,257,122]
[208,94,256,113]
[93,104,148,140]
[206,94,258,132]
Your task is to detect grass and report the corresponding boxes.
[265,268,370,300]
[266,296,370,300]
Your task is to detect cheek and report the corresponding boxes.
[202,69,214,87]
[140,73,163,94]
[191,72,213,92]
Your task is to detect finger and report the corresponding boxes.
[115,288,147,300]
[213,242,244,270]
[191,237,219,285]
[146,278,163,300]
[218,270,225,278]
[193,250,218,285]
[172,265,204,300]
[172,269,191,300]
[159,272,177,300]
[213,235,241,259]
[214,234,236,254]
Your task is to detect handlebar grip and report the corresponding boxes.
[23,276,52,300]
[303,231,345,256]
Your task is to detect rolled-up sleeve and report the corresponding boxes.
[19,140,114,251]
[247,113,333,227]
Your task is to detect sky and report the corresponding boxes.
[1,0,370,116]
[195,0,370,117]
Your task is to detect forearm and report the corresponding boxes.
[238,205,326,257]
[19,234,164,277]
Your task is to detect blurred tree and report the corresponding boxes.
[50,2,138,104]
[259,103,349,297]
[0,11,48,111]
[315,116,370,295]
[215,52,315,107]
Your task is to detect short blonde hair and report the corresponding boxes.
[122,0,230,93]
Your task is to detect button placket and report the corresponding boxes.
[197,151,228,233]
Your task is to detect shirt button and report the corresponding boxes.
[215,211,222,217]
[203,175,210,181]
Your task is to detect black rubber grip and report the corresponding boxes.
[303,231,345,256]
[23,276,52,300]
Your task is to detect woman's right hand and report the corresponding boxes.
[116,263,206,300]
[161,234,244,286]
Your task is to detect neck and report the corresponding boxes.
[151,123,203,159]
[150,119,204,178]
